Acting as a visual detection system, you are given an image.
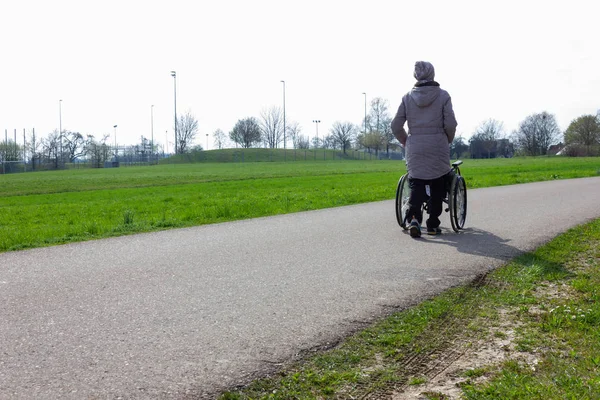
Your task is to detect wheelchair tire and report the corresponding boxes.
[450,175,467,232]
[395,174,410,229]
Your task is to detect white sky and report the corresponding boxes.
[1,0,598,150]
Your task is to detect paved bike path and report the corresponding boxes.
[1,177,599,399]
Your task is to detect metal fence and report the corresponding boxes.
[1,149,405,174]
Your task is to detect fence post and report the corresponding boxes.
[2,128,6,174]
[23,128,26,172]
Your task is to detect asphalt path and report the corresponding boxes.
[1,177,599,399]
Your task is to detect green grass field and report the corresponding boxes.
[1,156,599,253]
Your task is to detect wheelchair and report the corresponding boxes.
[395,160,467,233]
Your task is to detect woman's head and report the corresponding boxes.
[414,61,435,83]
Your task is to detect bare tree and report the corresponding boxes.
[176,110,199,154]
[368,97,396,154]
[361,114,372,134]
[565,114,600,155]
[470,119,505,158]
[259,106,283,149]
[287,121,302,149]
[63,131,86,162]
[0,140,21,162]
[476,119,504,139]
[27,129,42,169]
[514,112,562,156]
[322,134,334,149]
[381,116,396,154]
[213,129,228,149]
[85,134,111,168]
[450,135,469,159]
[296,134,310,149]
[42,130,61,168]
[369,98,390,133]
[229,118,262,148]
[329,121,357,154]
[311,136,322,149]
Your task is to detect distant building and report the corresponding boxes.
[469,138,514,159]
[547,143,565,156]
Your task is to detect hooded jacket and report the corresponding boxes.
[391,61,457,180]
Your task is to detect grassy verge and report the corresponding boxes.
[1,157,599,253]
[218,218,600,399]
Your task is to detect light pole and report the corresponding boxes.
[171,70,177,154]
[113,125,118,159]
[280,80,286,152]
[151,105,154,158]
[362,92,367,134]
[59,99,62,165]
[312,119,320,147]
[206,133,209,150]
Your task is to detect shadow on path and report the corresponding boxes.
[414,227,522,262]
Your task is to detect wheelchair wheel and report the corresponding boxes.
[450,175,467,232]
[395,174,410,229]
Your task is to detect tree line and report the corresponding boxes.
[2,103,598,170]
[451,110,600,159]
[0,129,156,171]
[215,105,599,160]
[211,97,399,157]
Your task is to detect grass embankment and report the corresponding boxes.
[219,218,600,399]
[0,157,599,253]
[162,147,373,163]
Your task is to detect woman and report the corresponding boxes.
[391,61,457,238]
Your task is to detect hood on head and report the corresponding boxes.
[413,61,435,83]
[409,86,440,107]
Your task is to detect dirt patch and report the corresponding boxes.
[390,308,539,400]
[532,282,573,301]
[388,246,600,399]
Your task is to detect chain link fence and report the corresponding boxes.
[2,141,405,174]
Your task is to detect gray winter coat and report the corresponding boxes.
[391,84,457,180]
